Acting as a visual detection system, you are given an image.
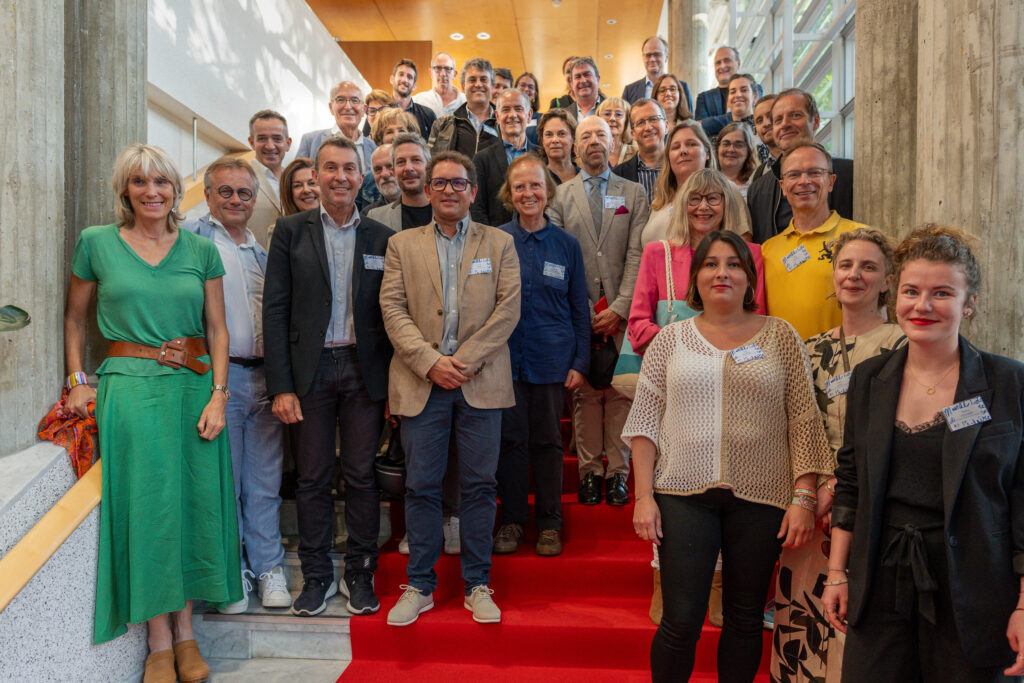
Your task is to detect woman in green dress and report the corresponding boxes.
[65,143,241,683]
[770,227,905,682]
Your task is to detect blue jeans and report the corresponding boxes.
[226,363,285,575]
[401,385,501,593]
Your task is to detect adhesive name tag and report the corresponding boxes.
[542,261,566,280]
[362,254,385,271]
[825,371,852,398]
[942,396,992,431]
[782,244,811,272]
[604,195,626,210]
[469,257,492,275]
[729,343,765,364]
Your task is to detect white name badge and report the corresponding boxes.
[604,195,626,210]
[542,261,566,280]
[730,343,765,364]
[782,244,811,272]
[942,396,992,431]
[825,371,852,398]
[362,254,385,271]
[469,257,492,275]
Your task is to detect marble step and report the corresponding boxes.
[208,657,348,682]
[278,499,393,552]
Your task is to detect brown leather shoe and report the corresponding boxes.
[535,529,563,556]
[173,639,210,683]
[142,649,176,683]
[649,569,663,626]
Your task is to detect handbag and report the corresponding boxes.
[611,241,697,399]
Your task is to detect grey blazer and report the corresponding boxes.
[366,201,402,233]
[295,128,376,174]
[547,171,650,321]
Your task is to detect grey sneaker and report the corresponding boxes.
[219,569,254,614]
[464,585,501,623]
[398,533,410,555]
[258,566,292,608]
[492,523,524,554]
[387,585,434,626]
[443,515,461,555]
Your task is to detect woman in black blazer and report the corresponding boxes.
[821,225,1024,682]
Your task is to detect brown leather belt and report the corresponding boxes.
[107,337,211,374]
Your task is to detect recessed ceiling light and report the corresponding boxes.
[602,83,611,87]
[607,19,617,24]
[604,54,614,59]
[450,32,464,40]
[476,32,491,40]
[552,0,561,6]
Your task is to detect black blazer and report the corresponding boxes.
[832,338,1024,666]
[263,208,394,401]
[612,154,642,184]
[470,140,540,227]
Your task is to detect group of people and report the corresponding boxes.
[60,33,1024,683]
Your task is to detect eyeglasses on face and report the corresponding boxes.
[718,139,748,150]
[432,66,455,73]
[333,96,362,107]
[687,192,724,208]
[366,105,389,116]
[429,177,472,192]
[781,168,831,182]
[643,51,665,59]
[216,185,254,202]
[632,115,666,129]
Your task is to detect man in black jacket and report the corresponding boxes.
[263,135,394,619]
[471,88,540,226]
[427,57,499,159]
[747,88,854,244]
[613,98,666,203]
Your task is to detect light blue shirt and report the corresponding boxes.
[643,78,654,99]
[321,203,360,346]
[433,217,470,355]
[503,138,529,166]
[466,107,499,139]
[581,166,611,202]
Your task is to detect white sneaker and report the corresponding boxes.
[398,533,410,555]
[258,566,292,608]
[443,516,461,555]
[464,585,501,623]
[219,569,254,614]
[386,585,434,626]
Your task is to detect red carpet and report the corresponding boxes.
[340,455,771,681]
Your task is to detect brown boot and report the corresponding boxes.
[649,569,663,625]
[708,570,724,627]
[173,639,210,683]
[142,649,175,683]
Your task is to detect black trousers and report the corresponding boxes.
[293,348,383,580]
[496,381,565,531]
[652,489,784,683]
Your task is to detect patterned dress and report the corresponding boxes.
[770,323,905,682]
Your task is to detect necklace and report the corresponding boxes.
[907,361,958,395]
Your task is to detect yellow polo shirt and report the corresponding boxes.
[762,211,865,340]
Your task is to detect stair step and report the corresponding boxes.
[208,656,348,681]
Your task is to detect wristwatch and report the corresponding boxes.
[212,384,231,400]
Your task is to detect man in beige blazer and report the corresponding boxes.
[547,115,650,508]
[247,110,290,248]
[380,150,520,627]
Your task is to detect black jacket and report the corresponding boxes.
[427,102,498,159]
[263,208,394,400]
[612,154,642,183]
[470,139,540,226]
[747,156,854,244]
[832,339,1024,666]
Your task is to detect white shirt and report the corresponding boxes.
[206,217,263,357]
[413,88,466,118]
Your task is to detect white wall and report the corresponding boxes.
[147,0,369,175]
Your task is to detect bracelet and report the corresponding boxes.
[823,578,848,586]
[794,487,816,496]
[1015,608,1024,612]
[827,568,848,574]
[818,480,835,495]
[792,497,816,512]
[66,371,89,390]
[636,492,654,501]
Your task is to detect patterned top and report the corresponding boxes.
[622,316,831,510]
[805,323,906,464]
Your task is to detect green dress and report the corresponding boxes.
[72,224,242,644]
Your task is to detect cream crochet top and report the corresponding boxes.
[622,316,831,510]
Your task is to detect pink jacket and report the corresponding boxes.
[627,240,767,353]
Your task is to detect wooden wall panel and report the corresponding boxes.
[337,41,434,95]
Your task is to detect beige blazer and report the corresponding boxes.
[249,159,284,249]
[380,220,521,417]
[547,171,650,321]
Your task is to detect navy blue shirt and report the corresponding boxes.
[498,216,590,384]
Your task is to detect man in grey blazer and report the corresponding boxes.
[296,81,377,175]
[247,110,291,249]
[547,116,650,508]
[367,133,433,233]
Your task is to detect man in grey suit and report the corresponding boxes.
[296,81,377,175]
[621,37,692,112]
[367,133,433,233]
[547,116,649,508]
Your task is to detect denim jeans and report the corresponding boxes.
[401,385,501,593]
[293,348,383,580]
[226,363,285,575]
[652,489,784,683]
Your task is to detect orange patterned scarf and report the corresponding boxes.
[37,388,98,478]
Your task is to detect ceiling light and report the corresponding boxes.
[604,54,614,59]
[602,83,611,87]
[476,32,490,40]
[552,0,562,6]
[450,32,464,40]
[607,19,617,24]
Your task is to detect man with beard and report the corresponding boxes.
[471,89,540,226]
[427,57,499,159]
[390,59,436,140]
[368,133,432,233]
[365,144,400,212]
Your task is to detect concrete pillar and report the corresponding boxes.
[0,3,67,456]
[668,0,710,95]
[915,0,1024,358]
[64,0,148,370]
[852,0,918,234]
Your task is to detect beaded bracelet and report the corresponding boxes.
[66,371,89,390]
[792,496,816,512]
[794,487,816,496]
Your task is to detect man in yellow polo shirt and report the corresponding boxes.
[762,141,865,339]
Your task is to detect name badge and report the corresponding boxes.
[362,254,385,271]
[942,396,992,431]
[782,245,810,272]
[542,261,566,280]
[825,371,852,398]
[469,257,492,275]
[604,195,626,210]
[730,343,765,364]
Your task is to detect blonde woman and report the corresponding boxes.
[641,120,716,245]
[598,97,637,167]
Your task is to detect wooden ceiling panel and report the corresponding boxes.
[307,0,663,107]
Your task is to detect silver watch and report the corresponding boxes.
[212,384,231,400]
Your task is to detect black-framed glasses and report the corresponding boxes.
[216,185,254,202]
[781,168,831,182]
[431,66,455,73]
[429,177,472,192]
